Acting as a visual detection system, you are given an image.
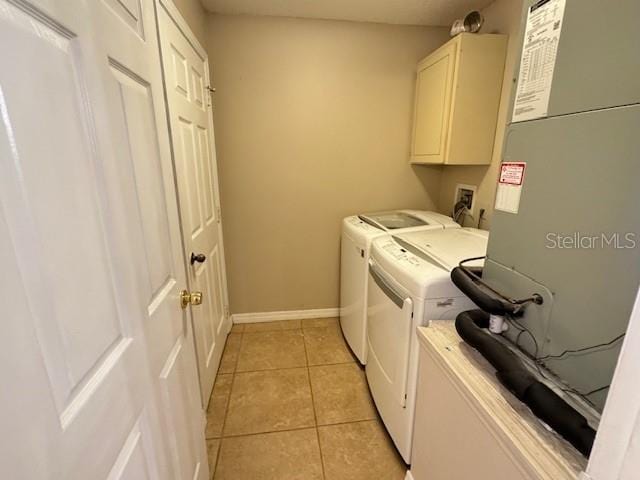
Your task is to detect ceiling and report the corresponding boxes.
[201,0,495,27]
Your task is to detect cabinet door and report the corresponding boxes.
[411,41,457,164]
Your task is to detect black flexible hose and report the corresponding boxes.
[451,267,519,316]
[455,309,596,456]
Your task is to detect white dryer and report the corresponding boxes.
[366,228,488,464]
[340,211,458,365]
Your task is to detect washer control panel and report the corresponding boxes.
[380,238,421,267]
[348,216,380,233]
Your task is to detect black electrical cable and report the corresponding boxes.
[507,316,589,398]
[507,316,539,360]
[535,332,623,399]
[506,314,623,399]
[580,384,610,396]
[507,317,560,386]
[502,294,620,399]
[538,333,626,361]
[510,320,567,389]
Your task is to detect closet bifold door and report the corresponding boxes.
[156,0,231,408]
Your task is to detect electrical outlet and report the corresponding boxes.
[454,184,477,215]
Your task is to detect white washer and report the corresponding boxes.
[366,228,488,463]
[340,210,458,365]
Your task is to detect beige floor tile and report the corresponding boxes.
[206,375,233,439]
[309,363,376,425]
[318,420,406,480]
[303,317,338,329]
[236,330,306,372]
[224,368,315,436]
[206,439,220,479]
[230,323,244,333]
[218,334,242,374]
[214,429,323,480]
[243,319,302,333]
[303,326,355,366]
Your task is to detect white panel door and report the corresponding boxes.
[0,0,206,479]
[157,1,230,407]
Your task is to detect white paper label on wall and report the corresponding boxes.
[495,162,526,214]
[512,0,566,123]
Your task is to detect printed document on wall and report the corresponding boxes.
[512,0,566,123]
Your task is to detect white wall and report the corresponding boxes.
[586,287,640,479]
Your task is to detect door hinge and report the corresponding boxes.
[224,305,230,319]
[216,206,222,223]
[206,86,216,108]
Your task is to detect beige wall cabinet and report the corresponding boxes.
[411,33,507,165]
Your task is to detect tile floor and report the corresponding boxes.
[205,317,407,480]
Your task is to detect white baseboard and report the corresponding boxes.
[231,308,339,324]
[404,470,414,480]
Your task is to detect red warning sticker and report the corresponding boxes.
[499,162,526,186]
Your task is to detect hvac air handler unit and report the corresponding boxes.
[451,0,640,457]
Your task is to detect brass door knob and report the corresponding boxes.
[190,291,203,305]
[180,290,204,309]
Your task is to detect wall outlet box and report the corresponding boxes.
[454,183,477,216]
